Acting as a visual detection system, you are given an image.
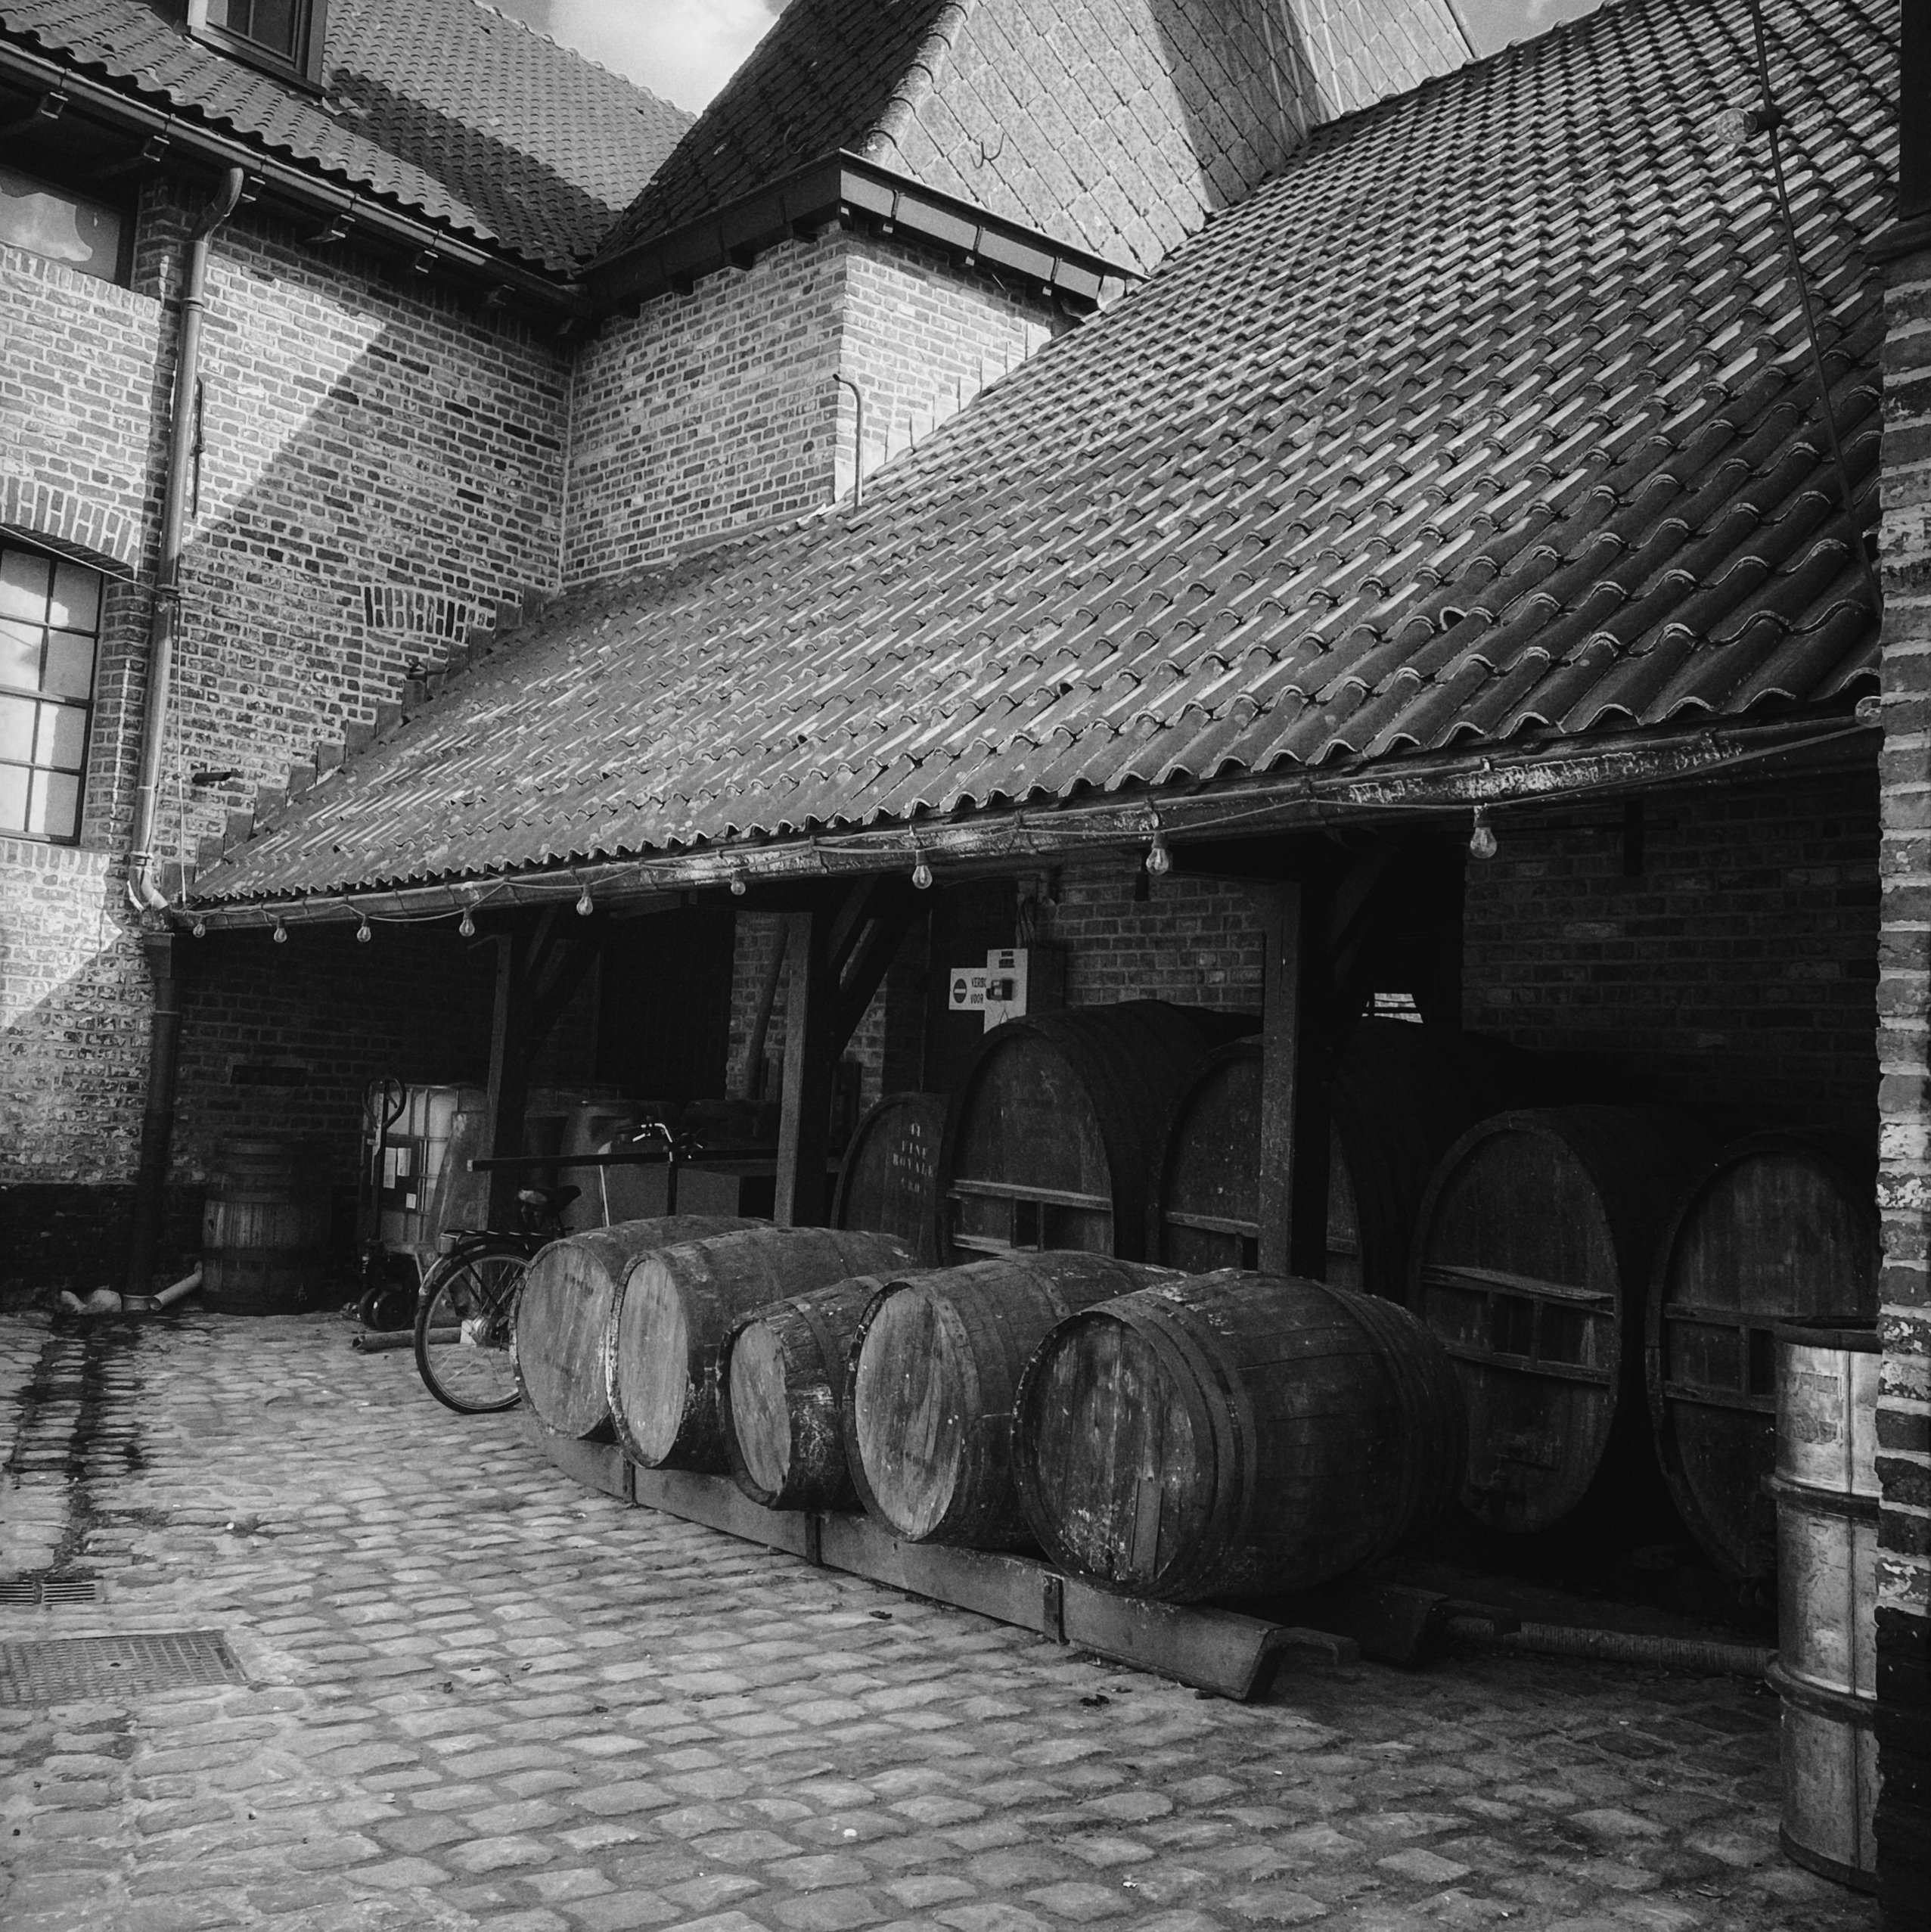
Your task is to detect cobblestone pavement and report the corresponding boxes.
[0,1309,1877,1932]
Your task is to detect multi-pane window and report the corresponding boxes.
[0,541,99,843]
[206,0,303,64]
[0,163,126,284]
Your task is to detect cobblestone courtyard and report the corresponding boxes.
[0,1309,1877,1932]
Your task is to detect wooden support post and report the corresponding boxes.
[1256,881,1330,1278]
[484,925,536,1227]
[775,905,838,1227]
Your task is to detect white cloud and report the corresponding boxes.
[511,0,782,111]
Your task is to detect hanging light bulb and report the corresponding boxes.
[355,914,372,943]
[458,905,477,939]
[1145,831,1172,877]
[576,886,595,917]
[272,918,288,945]
[911,851,933,891]
[191,918,206,939]
[729,871,748,897]
[1468,806,1498,861]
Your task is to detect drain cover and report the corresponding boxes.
[0,1631,244,1703]
[0,1576,100,1608]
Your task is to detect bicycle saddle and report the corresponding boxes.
[517,1183,580,1213]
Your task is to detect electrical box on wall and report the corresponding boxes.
[948,947,1066,1033]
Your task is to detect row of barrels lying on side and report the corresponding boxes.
[513,1219,1464,1602]
[830,1002,1879,1582]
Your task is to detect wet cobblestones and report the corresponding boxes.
[0,1311,1877,1931]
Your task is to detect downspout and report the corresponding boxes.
[128,163,245,913]
[832,371,867,509]
[123,166,244,1297]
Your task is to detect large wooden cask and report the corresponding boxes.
[1014,1269,1464,1600]
[844,1251,1173,1548]
[939,1002,1254,1263]
[201,1136,332,1315]
[719,1276,893,1511]
[514,1216,756,1440]
[1153,1022,1496,1291]
[831,1092,948,1263]
[1647,1133,1877,1580]
[1409,1106,1720,1536]
[609,1227,911,1472]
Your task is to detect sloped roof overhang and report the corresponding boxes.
[171,709,1876,933]
[588,148,1131,315]
[0,31,593,322]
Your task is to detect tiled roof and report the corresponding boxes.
[0,0,691,269]
[189,0,1893,908]
[592,0,1472,278]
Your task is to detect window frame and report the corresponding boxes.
[190,0,331,91]
[0,160,133,287]
[0,535,104,850]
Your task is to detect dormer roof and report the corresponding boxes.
[0,0,691,269]
[592,0,1472,281]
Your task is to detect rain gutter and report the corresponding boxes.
[169,711,1879,933]
[0,37,593,318]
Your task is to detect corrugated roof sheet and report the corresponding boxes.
[189,0,1893,908]
[0,0,691,268]
[592,0,1472,278]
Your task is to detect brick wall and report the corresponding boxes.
[1465,766,1881,1137]
[1876,231,1931,1925]
[0,241,162,575]
[172,921,495,1191]
[563,232,1064,586]
[2,179,572,1219]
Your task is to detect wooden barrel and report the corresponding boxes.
[1767,1319,1880,1893]
[1154,1021,1500,1291]
[939,1002,1254,1263]
[719,1275,893,1511]
[609,1227,911,1472]
[1409,1106,1721,1536]
[844,1251,1174,1548]
[513,1216,756,1440]
[1014,1269,1465,1600]
[200,1136,332,1315]
[1647,1133,1877,1580]
[832,1092,948,1262]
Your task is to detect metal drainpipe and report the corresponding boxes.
[123,166,244,1297]
[128,163,246,914]
[832,371,867,508]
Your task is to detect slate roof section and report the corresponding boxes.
[188,0,1894,908]
[0,0,691,269]
[593,0,1472,279]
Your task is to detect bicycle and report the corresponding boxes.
[412,1184,576,1414]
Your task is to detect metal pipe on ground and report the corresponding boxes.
[1445,1615,1774,1679]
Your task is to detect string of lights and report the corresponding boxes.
[181,713,1872,940]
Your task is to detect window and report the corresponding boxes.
[0,164,126,284]
[207,0,300,61]
[197,0,328,84]
[0,540,100,843]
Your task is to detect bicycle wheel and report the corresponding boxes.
[414,1244,527,1414]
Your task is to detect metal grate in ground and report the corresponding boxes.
[0,1576,100,1608]
[0,1630,243,1703]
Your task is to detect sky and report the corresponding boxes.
[491,0,1612,113]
